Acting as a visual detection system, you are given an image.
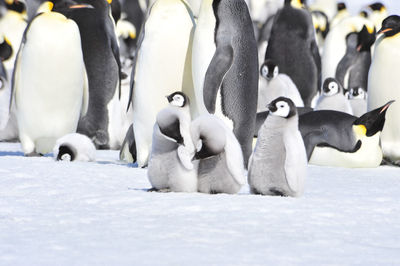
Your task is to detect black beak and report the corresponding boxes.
[267,103,277,112]
[353,100,395,136]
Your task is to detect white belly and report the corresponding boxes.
[15,13,86,154]
[132,0,195,167]
[368,35,400,162]
[309,133,383,168]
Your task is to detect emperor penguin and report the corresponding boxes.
[65,0,123,150]
[329,2,350,29]
[202,0,258,168]
[322,16,374,82]
[311,10,330,54]
[0,36,12,131]
[129,0,195,168]
[335,32,358,87]
[53,133,96,162]
[348,87,367,117]
[315,78,353,114]
[191,114,246,194]
[12,1,89,155]
[299,101,394,168]
[368,15,400,164]
[147,92,197,193]
[258,60,304,113]
[248,97,307,197]
[265,0,321,107]
[362,2,388,31]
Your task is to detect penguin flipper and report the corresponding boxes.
[159,117,183,144]
[203,45,234,114]
[10,41,24,111]
[110,30,122,99]
[302,130,324,160]
[80,67,89,117]
[310,40,321,91]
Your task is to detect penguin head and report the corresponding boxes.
[369,2,386,12]
[0,35,13,62]
[286,0,305,9]
[312,11,329,38]
[322,78,341,96]
[353,100,394,137]
[166,91,189,108]
[5,0,26,14]
[337,2,346,12]
[268,97,297,118]
[357,25,376,51]
[260,60,278,81]
[378,15,400,37]
[38,0,94,13]
[56,145,75,161]
[349,87,367,100]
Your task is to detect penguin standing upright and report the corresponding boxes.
[202,0,258,167]
[13,1,89,155]
[300,101,393,168]
[335,32,358,87]
[368,15,400,164]
[147,92,197,193]
[315,77,353,114]
[265,0,321,107]
[129,0,195,167]
[248,97,307,197]
[191,114,246,194]
[65,0,122,150]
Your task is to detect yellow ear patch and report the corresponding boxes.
[107,0,112,3]
[4,36,11,46]
[366,25,375,34]
[354,125,367,137]
[5,0,13,5]
[291,0,303,9]
[129,31,136,39]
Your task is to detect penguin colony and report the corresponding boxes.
[0,0,399,197]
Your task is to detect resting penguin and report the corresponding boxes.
[265,0,321,107]
[147,92,197,193]
[64,0,122,150]
[299,101,394,168]
[368,15,400,164]
[202,0,258,168]
[248,97,307,197]
[12,1,89,156]
[258,60,304,113]
[348,87,367,117]
[53,133,96,162]
[128,0,195,167]
[190,114,246,194]
[315,77,353,114]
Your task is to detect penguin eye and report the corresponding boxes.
[280,104,284,108]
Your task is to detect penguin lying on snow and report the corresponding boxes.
[299,101,394,168]
[315,77,353,114]
[53,133,96,162]
[248,97,307,197]
[258,60,304,113]
[190,114,246,194]
[147,92,197,193]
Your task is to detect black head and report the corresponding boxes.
[360,10,369,18]
[369,2,385,12]
[337,2,346,11]
[166,91,189,108]
[322,77,341,96]
[56,145,76,161]
[378,15,400,37]
[6,0,26,13]
[268,97,297,118]
[353,101,394,137]
[357,25,376,52]
[260,60,278,81]
[349,87,367,100]
[0,36,12,61]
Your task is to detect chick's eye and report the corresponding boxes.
[280,105,284,108]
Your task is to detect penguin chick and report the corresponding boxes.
[315,77,353,114]
[147,92,197,193]
[348,87,367,117]
[191,114,246,194]
[258,60,304,113]
[299,101,394,168]
[248,97,307,197]
[53,133,96,162]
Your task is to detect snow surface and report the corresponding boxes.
[0,142,400,265]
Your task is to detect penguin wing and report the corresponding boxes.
[203,45,234,114]
[336,53,355,87]
[224,130,246,186]
[80,67,89,117]
[109,26,122,99]
[310,40,322,90]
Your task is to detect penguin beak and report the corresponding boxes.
[69,4,94,9]
[267,103,277,113]
[353,100,395,137]
[377,28,392,34]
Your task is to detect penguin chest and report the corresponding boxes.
[309,133,383,168]
[16,14,86,136]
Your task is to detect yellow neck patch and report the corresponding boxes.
[37,1,54,13]
[107,0,112,4]
[291,0,303,9]
[5,0,13,5]
[354,125,367,137]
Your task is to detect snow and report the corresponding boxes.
[0,142,400,265]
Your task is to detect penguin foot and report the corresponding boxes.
[92,130,109,148]
[381,158,400,167]
[147,187,171,193]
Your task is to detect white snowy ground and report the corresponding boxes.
[0,142,399,265]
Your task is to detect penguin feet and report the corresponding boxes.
[147,187,171,193]
[92,130,109,149]
[382,158,400,167]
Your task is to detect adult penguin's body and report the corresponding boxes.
[202,0,258,167]
[65,0,122,149]
[368,15,400,164]
[12,1,89,155]
[265,0,321,107]
[129,0,195,167]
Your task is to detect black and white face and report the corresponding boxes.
[166,92,187,108]
[323,79,339,96]
[349,88,367,100]
[268,97,296,118]
[260,60,278,81]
